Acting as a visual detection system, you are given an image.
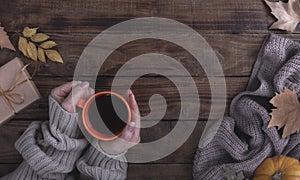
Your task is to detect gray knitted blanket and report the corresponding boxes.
[193,34,300,179]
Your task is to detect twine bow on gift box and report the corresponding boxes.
[0,64,31,114]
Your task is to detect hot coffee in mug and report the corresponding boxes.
[77,91,131,141]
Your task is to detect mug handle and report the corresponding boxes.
[77,98,86,109]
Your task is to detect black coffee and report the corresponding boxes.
[88,94,128,136]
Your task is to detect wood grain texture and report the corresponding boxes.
[2,33,264,77]
[1,0,298,179]
[2,33,299,77]
[10,76,248,120]
[0,163,193,179]
[0,0,272,34]
[0,120,206,164]
[127,164,193,180]
[0,164,19,177]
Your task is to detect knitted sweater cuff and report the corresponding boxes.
[77,146,127,180]
[49,96,82,138]
[86,146,127,168]
[97,143,128,158]
[9,97,88,179]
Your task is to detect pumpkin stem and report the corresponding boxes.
[272,172,282,180]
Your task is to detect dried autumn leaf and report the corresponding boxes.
[40,41,57,49]
[265,0,300,32]
[45,50,63,63]
[0,24,15,50]
[27,41,38,61]
[38,47,46,63]
[268,87,300,138]
[23,27,38,38]
[31,33,50,43]
[18,37,29,57]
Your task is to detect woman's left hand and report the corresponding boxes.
[99,89,141,156]
[50,81,94,113]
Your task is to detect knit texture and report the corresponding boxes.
[1,96,127,180]
[193,34,300,179]
[77,146,127,180]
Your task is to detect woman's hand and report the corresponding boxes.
[50,81,94,113]
[99,89,141,156]
[51,81,141,155]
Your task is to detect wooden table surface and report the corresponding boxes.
[0,0,299,179]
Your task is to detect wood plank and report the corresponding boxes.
[0,163,193,179]
[3,33,300,77]
[127,164,193,180]
[0,120,206,164]
[0,121,29,164]
[0,164,18,177]
[0,0,272,34]
[10,76,248,120]
[2,33,264,77]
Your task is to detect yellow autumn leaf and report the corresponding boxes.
[23,27,38,38]
[18,37,29,57]
[27,41,38,61]
[45,50,63,63]
[40,41,57,49]
[31,33,50,43]
[38,47,46,63]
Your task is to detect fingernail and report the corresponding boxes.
[80,81,89,88]
[128,122,135,132]
[127,89,132,96]
[130,121,135,126]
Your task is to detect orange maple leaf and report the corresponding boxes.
[0,23,15,50]
[268,87,300,138]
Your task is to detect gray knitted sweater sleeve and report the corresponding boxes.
[0,96,127,180]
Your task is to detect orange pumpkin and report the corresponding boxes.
[254,155,300,180]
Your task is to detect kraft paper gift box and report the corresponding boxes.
[0,58,41,124]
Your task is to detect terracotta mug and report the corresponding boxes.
[77,91,131,141]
